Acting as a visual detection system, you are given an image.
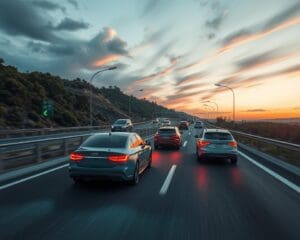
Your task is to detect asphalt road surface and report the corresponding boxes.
[0,128,299,240]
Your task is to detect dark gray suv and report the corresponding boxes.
[111,119,133,132]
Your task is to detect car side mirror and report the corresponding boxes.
[194,135,199,138]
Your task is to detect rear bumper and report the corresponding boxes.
[155,139,181,147]
[69,164,134,181]
[197,149,238,159]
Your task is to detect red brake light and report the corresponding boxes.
[198,140,210,148]
[70,152,84,162]
[108,154,129,162]
[228,141,237,148]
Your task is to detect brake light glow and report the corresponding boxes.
[198,140,211,148]
[70,152,84,161]
[108,154,129,162]
[228,141,237,148]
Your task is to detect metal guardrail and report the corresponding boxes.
[0,126,157,172]
[0,120,153,139]
[230,130,300,151]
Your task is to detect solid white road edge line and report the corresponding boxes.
[159,165,177,195]
[0,164,69,191]
[239,151,300,194]
[183,140,188,147]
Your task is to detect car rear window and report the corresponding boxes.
[204,132,233,140]
[81,135,128,148]
[115,119,126,124]
[159,129,176,134]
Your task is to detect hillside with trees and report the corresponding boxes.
[0,59,179,129]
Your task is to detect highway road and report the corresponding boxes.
[0,128,299,240]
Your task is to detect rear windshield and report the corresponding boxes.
[115,119,127,124]
[81,135,128,148]
[159,129,176,134]
[204,132,233,140]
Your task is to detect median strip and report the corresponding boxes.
[239,151,300,194]
[159,165,177,195]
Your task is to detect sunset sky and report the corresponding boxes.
[0,0,300,120]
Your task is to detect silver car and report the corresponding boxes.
[69,132,152,185]
[195,128,238,164]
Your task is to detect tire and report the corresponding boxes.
[176,145,180,150]
[147,152,152,169]
[72,177,84,185]
[231,157,238,165]
[129,161,140,185]
[154,144,159,150]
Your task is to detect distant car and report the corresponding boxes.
[179,121,189,130]
[69,132,152,185]
[111,119,133,132]
[195,128,238,164]
[153,118,159,124]
[154,126,182,150]
[194,121,203,129]
[160,119,171,126]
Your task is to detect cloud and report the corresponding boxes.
[141,0,163,17]
[293,107,300,110]
[205,12,226,30]
[31,0,66,13]
[245,109,267,112]
[67,0,78,9]
[55,17,89,31]
[0,0,59,42]
[221,2,300,49]
[236,50,275,71]
[176,72,205,85]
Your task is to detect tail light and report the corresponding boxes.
[70,152,84,162]
[171,134,180,140]
[198,140,210,148]
[108,154,129,162]
[228,141,237,148]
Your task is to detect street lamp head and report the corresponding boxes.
[139,89,144,92]
[108,66,117,70]
[215,83,222,87]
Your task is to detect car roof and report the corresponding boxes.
[204,128,230,133]
[93,132,135,137]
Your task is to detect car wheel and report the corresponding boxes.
[72,177,84,184]
[130,161,140,185]
[176,145,180,150]
[147,152,152,169]
[231,157,238,165]
[154,144,159,150]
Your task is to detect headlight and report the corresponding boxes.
[111,125,114,128]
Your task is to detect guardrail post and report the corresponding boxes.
[36,143,42,162]
[63,139,69,156]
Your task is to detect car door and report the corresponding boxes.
[130,134,145,170]
[136,134,151,169]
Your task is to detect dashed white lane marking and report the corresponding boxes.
[0,164,69,191]
[188,132,191,135]
[239,151,300,194]
[183,140,188,147]
[159,165,177,195]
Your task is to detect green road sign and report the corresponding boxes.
[42,100,54,118]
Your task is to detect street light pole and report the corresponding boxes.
[204,101,219,119]
[89,66,117,127]
[203,104,215,120]
[214,83,235,122]
[129,89,143,116]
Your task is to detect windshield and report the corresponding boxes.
[204,132,233,140]
[81,135,128,148]
[114,119,127,124]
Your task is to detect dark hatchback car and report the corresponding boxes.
[195,129,238,164]
[69,132,152,185]
[154,126,182,150]
[111,119,133,132]
[179,121,189,130]
[194,121,203,129]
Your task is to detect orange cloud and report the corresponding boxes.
[92,54,121,67]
